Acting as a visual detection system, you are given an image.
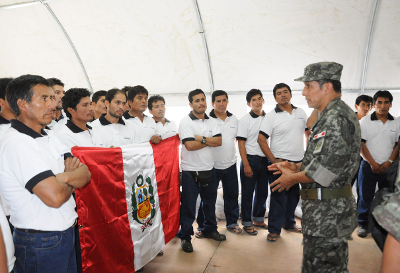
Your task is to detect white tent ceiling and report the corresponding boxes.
[0,0,399,95]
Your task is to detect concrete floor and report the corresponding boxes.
[142,219,382,273]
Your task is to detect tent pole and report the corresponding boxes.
[40,1,93,92]
[360,0,380,95]
[193,0,214,95]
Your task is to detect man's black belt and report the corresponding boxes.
[15,219,78,234]
[300,185,352,200]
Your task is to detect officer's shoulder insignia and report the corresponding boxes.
[313,131,326,140]
[313,138,324,154]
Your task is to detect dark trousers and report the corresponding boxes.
[178,170,218,240]
[197,163,240,229]
[268,159,301,235]
[357,160,389,227]
[240,155,269,226]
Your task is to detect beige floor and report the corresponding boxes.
[142,219,382,273]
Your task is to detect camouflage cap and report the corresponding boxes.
[294,62,343,82]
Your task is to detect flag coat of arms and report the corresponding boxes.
[72,136,180,272]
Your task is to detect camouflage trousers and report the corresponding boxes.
[302,235,349,273]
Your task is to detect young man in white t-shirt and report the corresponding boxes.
[177,89,225,253]
[0,74,91,272]
[237,89,268,236]
[258,83,310,242]
[148,95,178,139]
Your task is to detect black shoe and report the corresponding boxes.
[181,239,193,253]
[357,226,368,238]
[203,231,226,241]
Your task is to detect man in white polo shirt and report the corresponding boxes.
[47,78,68,133]
[123,85,161,144]
[237,89,268,236]
[258,83,310,242]
[177,89,225,253]
[196,90,243,236]
[0,74,91,273]
[357,90,400,238]
[91,88,137,147]
[57,88,94,150]
[148,95,178,139]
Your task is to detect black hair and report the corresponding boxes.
[62,88,91,119]
[212,90,228,103]
[246,89,263,103]
[127,85,148,101]
[373,90,393,103]
[106,88,126,102]
[121,86,134,95]
[47,77,64,87]
[0,78,14,100]
[316,80,341,94]
[148,95,165,111]
[92,90,107,103]
[272,83,291,98]
[355,95,373,105]
[188,89,205,103]
[6,74,50,116]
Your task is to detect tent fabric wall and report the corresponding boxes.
[0,0,399,94]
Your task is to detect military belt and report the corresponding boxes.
[300,186,352,200]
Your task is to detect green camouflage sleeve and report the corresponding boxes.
[373,191,400,242]
[304,115,356,187]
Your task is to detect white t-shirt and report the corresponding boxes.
[237,110,266,157]
[0,120,77,231]
[123,112,158,143]
[179,112,221,171]
[0,116,11,216]
[90,114,137,147]
[47,110,68,133]
[209,110,238,169]
[155,118,178,139]
[360,112,400,164]
[0,208,15,272]
[260,105,308,161]
[57,120,94,151]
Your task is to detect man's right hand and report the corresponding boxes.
[244,165,253,178]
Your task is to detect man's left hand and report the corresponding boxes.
[379,161,392,174]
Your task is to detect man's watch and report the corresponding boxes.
[201,136,207,144]
[388,159,393,164]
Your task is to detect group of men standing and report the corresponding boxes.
[0,60,396,273]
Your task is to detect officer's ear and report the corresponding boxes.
[323,82,334,95]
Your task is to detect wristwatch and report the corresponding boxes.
[201,136,207,144]
[388,159,393,164]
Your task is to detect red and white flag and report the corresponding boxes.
[72,136,180,272]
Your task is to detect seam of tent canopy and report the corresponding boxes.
[193,0,214,95]
[360,0,381,95]
[0,0,59,10]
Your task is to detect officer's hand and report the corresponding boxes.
[370,162,381,174]
[64,157,82,172]
[244,165,253,178]
[270,165,296,192]
[379,161,391,174]
[268,161,297,175]
[150,135,162,144]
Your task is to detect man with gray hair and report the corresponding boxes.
[268,62,360,272]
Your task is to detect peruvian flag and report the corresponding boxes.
[72,136,180,272]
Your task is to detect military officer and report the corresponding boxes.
[268,62,360,273]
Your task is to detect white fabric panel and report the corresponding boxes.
[365,0,400,89]
[199,0,374,91]
[48,0,209,93]
[0,4,86,88]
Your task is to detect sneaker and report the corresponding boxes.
[181,239,193,253]
[357,226,368,238]
[195,231,204,238]
[203,231,226,241]
[157,250,164,256]
[346,235,353,240]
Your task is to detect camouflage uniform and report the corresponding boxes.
[295,62,361,273]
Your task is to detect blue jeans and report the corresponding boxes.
[268,159,301,235]
[13,226,77,273]
[196,163,240,229]
[240,155,269,226]
[178,170,219,240]
[358,160,389,227]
